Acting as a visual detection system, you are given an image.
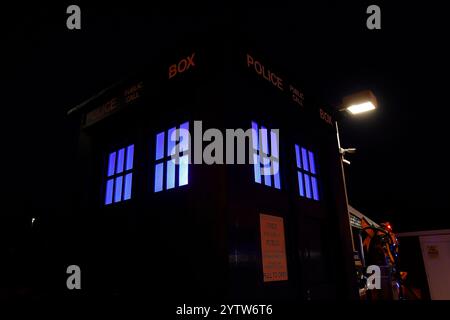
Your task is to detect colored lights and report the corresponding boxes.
[295,145,320,201]
[251,121,281,190]
[105,144,134,205]
[154,121,190,192]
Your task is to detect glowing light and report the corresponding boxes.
[252,122,261,184]
[301,147,309,172]
[308,151,316,174]
[126,145,134,171]
[261,128,271,187]
[304,174,312,199]
[166,159,175,189]
[298,172,305,197]
[105,179,114,204]
[154,122,190,192]
[179,121,189,152]
[123,173,132,200]
[251,121,280,189]
[116,148,125,174]
[295,145,301,169]
[167,127,176,157]
[114,176,123,202]
[311,176,319,201]
[346,102,376,115]
[154,163,164,192]
[156,132,165,160]
[104,144,134,205]
[179,155,189,186]
[107,152,116,177]
[251,121,259,151]
[295,144,320,201]
[273,160,281,189]
[253,153,261,184]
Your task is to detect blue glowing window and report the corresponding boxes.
[105,144,134,205]
[251,121,281,190]
[295,144,319,201]
[154,121,190,192]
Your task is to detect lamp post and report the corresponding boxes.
[335,90,378,252]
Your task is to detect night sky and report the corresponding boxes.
[5,1,450,233]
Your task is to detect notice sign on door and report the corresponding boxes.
[260,214,288,282]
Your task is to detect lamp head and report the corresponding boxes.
[341,90,377,115]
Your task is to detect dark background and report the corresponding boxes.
[3,0,449,264]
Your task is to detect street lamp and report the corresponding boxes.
[337,90,378,164]
[340,90,378,114]
[335,90,378,251]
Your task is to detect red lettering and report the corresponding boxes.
[254,61,262,75]
[168,64,177,79]
[168,53,196,79]
[277,77,284,91]
[270,74,277,86]
[178,59,187,73]
[187,53,195,68]
[320,109,333,125]
[247,54,254,67]
[246,53,285,91]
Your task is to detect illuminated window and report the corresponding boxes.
[251,121,281,189]
[295,145,319,201]
[154,121,190,192]
[105,144,134,205]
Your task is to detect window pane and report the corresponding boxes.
[116,148,125,174]
[301,147,309,172]
[261,126,271,187]
[251,121,259,151]
[167,127,177,157]
[166,159,175,189]
[260,126,269,157]
[114,176,123,202]
[155,132,165,160]
[308,150,316,174]
[298,172,305,197]
[311,176,319,201]
[179,121,190,153]
[295,145,301,169]
[154,163,164,192]
[126,145,134,171]
[262,157,272,187]
[179,155,189,186]
[270,130,279,159]
[253,152,261,184]
[123,173,133,200]
[273,160,281,189]
[304,174,312,199]
[105,179,114,205]
[107,152,116,177]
